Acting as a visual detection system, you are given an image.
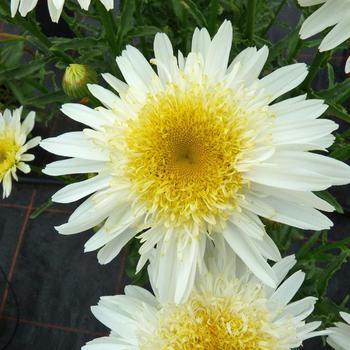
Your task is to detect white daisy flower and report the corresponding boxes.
[83,246,326,350]
[0,107,41,198]
[11,0,114,23]
[327,312,350,350]
[298,0,350,73]
[41,20,350,302]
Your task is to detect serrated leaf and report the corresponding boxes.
[0,57,51,82]
[317,250,350,296]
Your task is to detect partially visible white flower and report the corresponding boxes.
[11,0,114,23]
[83,245,326,350]
[327,312,350,350]
[298,0,350,73]
[0,107,41,198]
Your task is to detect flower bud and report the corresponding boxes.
[62,64,97,98]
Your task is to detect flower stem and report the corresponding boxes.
[246,0,256,43]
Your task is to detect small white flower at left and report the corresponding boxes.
[10,0,114,23]
[0,107,41,198]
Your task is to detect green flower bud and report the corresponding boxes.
[62,64,97,98]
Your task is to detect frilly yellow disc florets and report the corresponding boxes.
[119,81,256,234]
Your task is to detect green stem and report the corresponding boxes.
[96,1,118,56]
[246,0,256,42]
[262,0,288,36]
[302,51,329,90]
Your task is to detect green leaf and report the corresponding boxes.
[128,26,161,38]
[296,231,321,260]
[331,143,350,161]
[317,250,350,296]
[50,37,104,52]
[0,57,51,82]
[116,0,136,51]
[24,90,69,106]
[316,78,350,104]
[180,0,208,27]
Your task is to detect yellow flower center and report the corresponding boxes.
[0,134,18,178]
[139,283,290,350]
[121,81,256,233]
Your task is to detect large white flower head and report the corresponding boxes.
[83,246,325,350]
[0,107,41,198]
[11,0,114,23]
[327,312,350,350]
[298,0,350,73]
[41,20,350,302]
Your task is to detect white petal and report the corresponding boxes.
[223,222,277,288]
[43,158,106,176]
[40,132,109,161]
[258,63,308,102]
[52,174,111,203]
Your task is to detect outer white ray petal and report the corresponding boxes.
[204,20,233,80]
[223,222,277,288]
[123,45,158,87]
[258,63,308,102]
[40,132,109,161]
[11,0,20,17]
[319,18,350,51]
[88,84,122,110]
[61,104,110,130]
[174,238,199,303]
[232,46,269,84]
[299,0,347,39]
[346,57,350,74]
[84,206,136,252]
[43,158,106,176]
[77,0,91,10]
[47,0,64,22]
[251,182,335,212]
[298,0,326,5]
[98,0,114,11]
[273,118,338,145]
[91,305,137,339]
[191,27,211,59]
[241,193,333,230]
[102,73,129,96]
[55,190,122,234]
[18,0,38,16]
[97,227,136,264]
[272,255,296,286]
[153,33,178,84]
[21,111,36,135]
[52,174,111,203]
[270,270,305,307]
